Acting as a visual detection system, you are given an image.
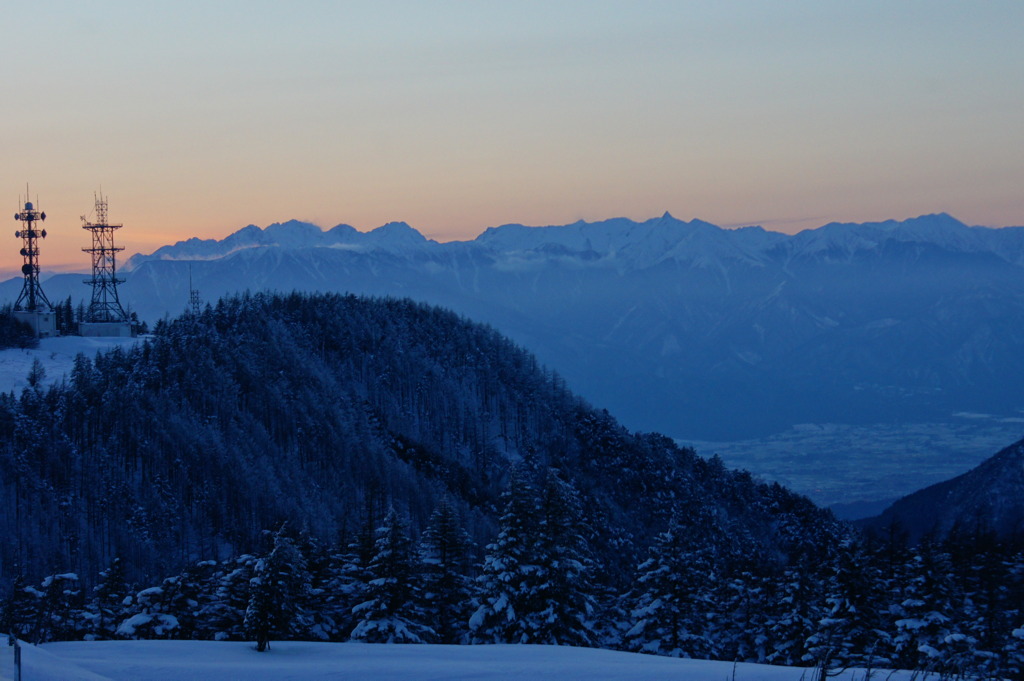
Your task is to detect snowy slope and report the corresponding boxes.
[0,336,142,395]
[1,640,900,681]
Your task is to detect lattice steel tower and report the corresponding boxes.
[81,193,128,323]
[188,264,202,316]
[13,187,52,312]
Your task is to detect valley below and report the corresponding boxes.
[684,413,1024,517]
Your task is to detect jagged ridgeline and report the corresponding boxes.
[0,292,835,586]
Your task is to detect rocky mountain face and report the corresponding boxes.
[13,212,1024,445]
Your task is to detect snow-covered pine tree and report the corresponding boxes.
[116,583,181,640]
[942,524,1008,677]
[200,554,257,640]
[295,532,339,641]
[805,539,886,671]
[161,561,222,639]
[764,565,819,666]
[720,568,773,663]
[470,467,541,644]
[890,540,965,674]
[623,504,722,658]
[350,507,435,643]
[0,575,38,641]
[245,527,309,651]
[34,573,84,642]
[307,540,364,641]
[420,498,474,644]
[530,469,597,646]
[90,556,130,639]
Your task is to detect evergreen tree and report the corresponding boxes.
[890,541,966,674]
[721,569,773,664]
[202,555,257,641]
[64,297,74,334]
[295,532,339,641]
[0,305,36,349]
[350,508,434,643]
[0,575,39,641]
[54,296,75,335]
[34,573,84,642]
[116,584,180,640]
[764,566,819,666]
[805,539,887,670]
[26,358,46,390]
[420,498,474,644]
[623,504,723,658]
[312,542,363,642]
[470,467,541,643]
[942,524,1010,676]
[160,561,222,639]
[531,469,597,646]
[91,556,130,639]
[244,527,309,651]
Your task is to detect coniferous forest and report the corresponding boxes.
[0,292,1021,677]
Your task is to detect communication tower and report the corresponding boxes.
[81,193,128,323]
[188,264,202,316]
[13,187,52,312]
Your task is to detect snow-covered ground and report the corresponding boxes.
[0,335,143,395]
[0,640,901,681]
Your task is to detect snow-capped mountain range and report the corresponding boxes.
[9,212,1024,456]
[126,211,1024,269]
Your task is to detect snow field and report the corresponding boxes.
[0,640,908,681]
[0,335,142,394]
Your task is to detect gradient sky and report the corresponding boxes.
[2,1,1022,273]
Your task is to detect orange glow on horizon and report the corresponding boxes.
[1,3,1021,277]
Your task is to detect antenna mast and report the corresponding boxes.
[188,264,202,315]
[81,192,128,323]
[13,186,52,312]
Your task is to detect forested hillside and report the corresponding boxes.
[1,293,1021,676]
[0,292,831,585]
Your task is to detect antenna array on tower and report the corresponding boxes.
[13,186,52,312]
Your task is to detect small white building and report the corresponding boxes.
[14,309,56,338]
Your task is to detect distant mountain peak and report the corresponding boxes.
[363,221,433,252]
[371,221,422,237]
[262,220,325,245]
[236,224,262,236]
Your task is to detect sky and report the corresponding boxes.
[1,1,1022,273]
